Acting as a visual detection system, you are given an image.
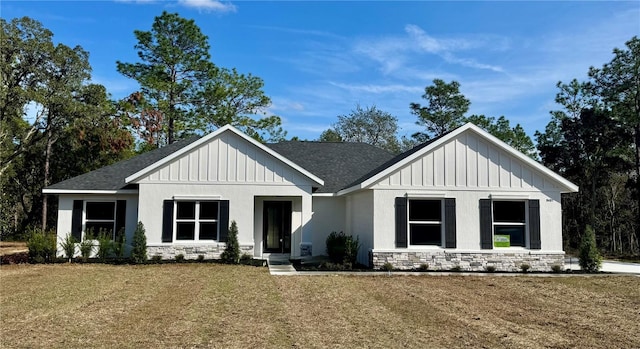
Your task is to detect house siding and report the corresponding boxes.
[55,194,138,257]
[309,196,346,257]
[139,183,312,258]
[372,131,560,190]
[138,131,310,186]
[365,129,565,270]
[346,190,374,265]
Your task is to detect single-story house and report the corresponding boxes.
[44,123,578,271]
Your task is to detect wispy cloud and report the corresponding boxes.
[177,0,236,13]
[115,0,236,13]
[114,0,158,4]
[353,24,506,75]
[329,82,422,95]
[249,25,343,40]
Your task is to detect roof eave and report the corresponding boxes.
[42,189,139,195]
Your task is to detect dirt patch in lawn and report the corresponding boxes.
[1,264,638,349]
[0,241,27,256]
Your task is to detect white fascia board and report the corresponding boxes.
[338,123,578,195]
[42,189,139,195]
[124,125,324,186]
[312,192,335,197]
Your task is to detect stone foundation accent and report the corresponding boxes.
[300,243,312,256]
[148,244,254,260]
[371,251,564,272]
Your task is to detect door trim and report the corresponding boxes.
[263,201,292,254]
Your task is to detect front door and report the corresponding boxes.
[263,201,292,253]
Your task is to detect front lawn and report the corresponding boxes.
[1,264,638,348]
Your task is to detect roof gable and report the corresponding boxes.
[126,125,324,186]
[338,123,578,194]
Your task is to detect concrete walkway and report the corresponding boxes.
[266,255,639,276]
[266,254,298,275]
[565,257,640,274]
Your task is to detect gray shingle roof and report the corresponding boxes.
[46,137,201,191]
[266,141,394,193]
[46,137,396,193]
[341,137,437,190]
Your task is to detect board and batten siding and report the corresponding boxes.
[138,131,311,186]
[373,131,560,190]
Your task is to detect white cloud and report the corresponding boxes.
[177,0,236,13]
[113,0,158,4]
[329,82,422,95]
[353,24,506,75]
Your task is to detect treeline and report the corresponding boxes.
[1,13,284,238]
[318,38,639,257]
[536,37,639,256]
[1,14,638,256]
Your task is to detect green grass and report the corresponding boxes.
[1,264,639,348]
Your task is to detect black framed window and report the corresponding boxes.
[408,199,442,246]
[85,202,116,239]
[175,201,219,241]
[493,201,526,247]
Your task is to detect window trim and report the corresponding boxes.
[173,200,220,242]
[83,200,117,240]
[491,200,528,248]
[407,198,444,247]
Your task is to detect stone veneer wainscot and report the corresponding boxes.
[371,251,564,272]
[147,244,254,260]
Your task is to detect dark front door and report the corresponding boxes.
[263,201,292,253]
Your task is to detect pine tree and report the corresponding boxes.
[130,221,147,264]
[221,220,240,264]
[579,225,602,273]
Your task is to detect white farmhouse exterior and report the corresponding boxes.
[45,123,578,271]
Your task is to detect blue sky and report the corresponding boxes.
[3,1,639,140]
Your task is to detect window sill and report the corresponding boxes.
[491,246,529,251]
[407,245,445,249]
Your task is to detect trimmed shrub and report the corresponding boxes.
[79,231,94,262]
[450,265,462,272]
[151,255,162,263]
[579,225,602,273]
[112,228,126,259]
[485,265,496,273]
[59,233,77,262]
[220,220,240,264]
[197,254,205,262]
[520,263,531,273]
[95,229,113,262]
[326,231,360,265]
[26,228,56,263]
[380,262,394,271]
[130,222,147,264]
[175,254,185,263]
[551,264,563,273]
[418,263,429,271]
[240,253,252,264]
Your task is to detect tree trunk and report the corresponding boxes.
[41,124,53,231]
[635,123,640,247]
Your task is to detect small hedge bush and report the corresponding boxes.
[26,228,57,263]
[221,221,240,264]
[59,233,77,262]
[579,225,602,273]
[326,231,360,265]
[130,221,147,264]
